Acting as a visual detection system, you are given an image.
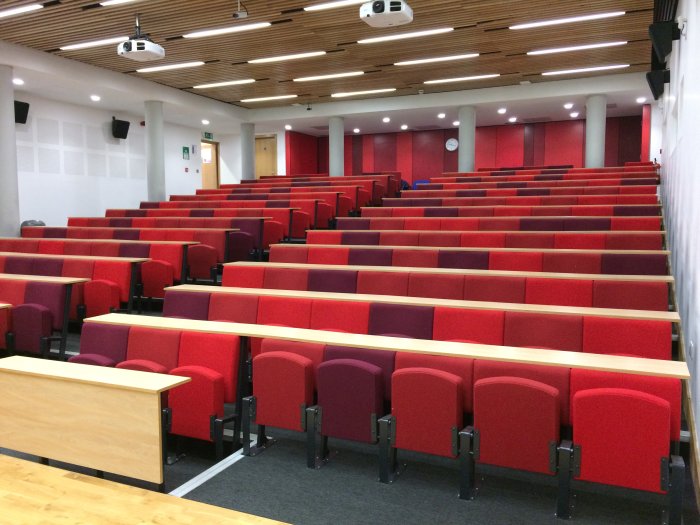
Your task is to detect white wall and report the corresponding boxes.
[659,0,700,431]
[163,123,202,199]
[219,133,242,185]
[15,94,147,226]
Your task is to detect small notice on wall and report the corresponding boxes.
[182,146,189,160]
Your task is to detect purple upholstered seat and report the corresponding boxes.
[563,218,611,231]
[456,190,487,197]
[316,359,384,443]
[109,218,132,228]
[324,346,396,400]
[139,202,159,209]
[42,227,68,238]
[32,258,64,277]
[124,209,147,217]
[341,231,380,245]
[11,304,52,355]
[24,282,66,330]
[190,209,214,217]
[119,243,151,258]
[613,205,658,216]
[600,253,668,276]
[4,257,33,275]
[307,269,357,294]
[368,303,433,339]
[425,207,458,217]
[348,248,393,266]
[163,290,211,320]
[266,200,290,208]
[113,229,140,240]
[336,218,370,230]
[437,250,489,270]
[68,322,130,366]
[520,218,564,231]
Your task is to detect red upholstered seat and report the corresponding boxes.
[489,251,543,272]
[307,246,349,265]
[257,296,312,329]
[10,304,52,355]
[356,271,409,296]
[381,231,420,246]
[69,323,130,367]
[269,244,308,263]
[221,265,265,288]
[392,249,438,268]
[505,233,554,249]
[525,277,593,307]
[460,232,506,248]
[169,365,225,442]
[263,267,309,291]
[504,312,583,352]
[260,339,325,373]
[572,388,671,493]
[310,300,370,333]
[407,273,464,300]
[542,253,601,274]
[178,331,239,403]
[391,368,463,457]
[208,293,259,324]
[252,351,315,431]
[433,307,505,345]
[473,377,559,474]
[592,281,668,311]
[187,244,218,282]
[90,242,120,257]
[141,260,175,299]
[419,232,460,247]
[149,244,183,276]
[83,280,120,317]
[582,317,671,360]
[463,275,526,303]
[118,326,181,373]
[553,233,606,250]
[93,260,131,303]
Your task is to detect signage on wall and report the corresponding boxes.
[203,132,214,140]
[182,146,189,160]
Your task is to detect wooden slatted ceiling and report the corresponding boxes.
[0,0,653,108]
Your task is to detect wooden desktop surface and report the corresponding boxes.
[167,284,680,323]
[0,455,288,525]
[87,313,689,380]
[0,251,148,263]
[0,303,10,309]
[0,356,189,484]
[224,261,675,283]
[0,273,88,285]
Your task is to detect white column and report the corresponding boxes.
[145,100,165,201]
[0,65,19,236]
[585,94,607,168]
[240,122,255,180]
[328,116,344,177]
[457,106,476,173]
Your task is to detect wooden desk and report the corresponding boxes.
[167,284,680,323]
[225,260,675,283]
[0,251,148,313]
[0,356,189,487]
[0,274,89,357]
[0,455,287,525]
[87,314,690,380]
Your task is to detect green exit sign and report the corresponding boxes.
[203,132,214,140]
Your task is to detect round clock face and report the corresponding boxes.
[445,138,459,151]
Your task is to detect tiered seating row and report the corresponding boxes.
[427,170,658,183]
[387,195,659,207]
[361,204,661,218]
[414,177,658,191]
[408,185,658,198]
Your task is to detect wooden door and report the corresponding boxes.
[255,136,277,179]
[201,141,219,189]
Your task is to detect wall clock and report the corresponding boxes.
[445,138,459,151]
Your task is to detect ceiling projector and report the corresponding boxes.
[360,0,413,27]
[117,14,165,62]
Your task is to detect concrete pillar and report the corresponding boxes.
[329,116,344,177]
[145,100,165,201]
[0,65,19,236]
[457,106,476,173]
[585,94,607,168]
[241,122,255,180]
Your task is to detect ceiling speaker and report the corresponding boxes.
[14,101,29,124]
[112,117,130,139]
[646,69,670,100]
[649,21,680,63]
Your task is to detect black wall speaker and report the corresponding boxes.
[649,21,680,63]
[112,117,130,139]
[14,101,29,124]
[646,69,670,100]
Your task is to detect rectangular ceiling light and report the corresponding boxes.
[194,79,256,89]
[395,53,479,66]
[249,51,326,64]
[331,88,396,98]
[528,41,627,55]
[424,74,500,84]
[60,36,129,51]
[0,3,42,19]
[542,64,630,76]
[137,61,205,73]
[358,28,453,44]
[305,0,365,12]
[294,71,364,82]
[183,22,271,39]
[241,94,298,103]
[510,11,625,30]
[100,0,137,6]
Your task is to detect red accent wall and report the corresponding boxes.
[412,130,446,182]
[396,132,413,182]
[475,127,498,169]
[285,131,319,175]
[543,120,585,167]
[496,125,525,167]
[641,104,651,162]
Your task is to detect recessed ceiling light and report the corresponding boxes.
[542,64,630,76]
[508,117,517,123]
[563,102,574,109]
[202,119,210,125]
[424,73,500,84]
[90,94,101,102]
[331,88,396,98]
[241,94,298,103]
[497,107,507,114]
[570,112,579,118]
[60,36,129,51]
[353,128,360,133]
[12,78,24,86]
[453,121,460,126]
[294,71,364,82]
[0,3,43,20]
[137,61,205,73]
[304,0,365,12]
[382,117,391,123]
[358,28,453,45]
[193,79,255,89]
[636,97,647,104]
[509,11,625,30]
[100,0,137,6]
[395,53,479,66]
[437,113,446,119]
[249,51,326,64]
[401,124,408,130]
[285,124,292,130]
[528,41,627,56]
[183,22,271,39]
